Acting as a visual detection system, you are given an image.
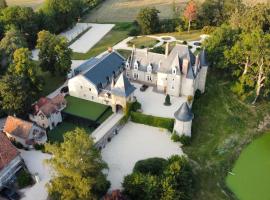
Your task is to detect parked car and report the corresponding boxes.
[140,84,148,92]
[0,187,20,200]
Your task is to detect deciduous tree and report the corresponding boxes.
[183,0,197,32]
[45,128,110,200]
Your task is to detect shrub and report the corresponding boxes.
[34,143,45,152]
[130,111,174,132]
[182,40,187,45]
[16,169,33,189]
[188,45,193,49]
[202,26,216,34]
[128,27,140,36]
[134,157,167,175]
[150,46,165,54]
[131,101,141,112]
[164,94,171,106]
[171,133,191,146]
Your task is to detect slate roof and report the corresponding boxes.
[83,52,125,86]
[74,57,99,75]
[0,132,19,170]
[174,102,194,122]
[3,116,34,140]
[199,49,208,67]
[111,73,136,97]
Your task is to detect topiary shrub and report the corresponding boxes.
[11,140,24,149]
[131,101,141,112]
[34,143,45,152]
[182,40,187,45]
[134,157,167,175]
[150,46,165,54]
[164,94,171,106]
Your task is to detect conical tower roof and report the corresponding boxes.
[111,73,136,97]
[174,102,194,122]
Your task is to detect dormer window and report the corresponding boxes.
[172,67,177,75]
[147,63,152,73]
[125,61,130,69]
[134,60,139,70]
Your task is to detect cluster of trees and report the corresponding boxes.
[133,0,242,35]
[0,0,102,116]
[204,3,270,103]
[123,156,194,200]
[45,128,110,200]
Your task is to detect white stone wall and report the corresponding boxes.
[128,69,157,85]
[166,74,181,96]
[173,120,192,137]
[29,112,50,129]
[198,67,208,93]
[181,78,195,96]
[157,72,168,92]
[48,112,63,129]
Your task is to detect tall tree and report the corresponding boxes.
[183,0,197,32]
[136,7,160,35]
[0,73,39,115]
[36,30,72,75]
[9,48,42,91]
[0,6,38,47]
[0,28,27,64]
[45,128,110,200]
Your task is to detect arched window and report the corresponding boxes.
[172,67,177,75]
[147,63,152,73]
[134,60,139,70]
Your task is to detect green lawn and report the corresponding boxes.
[226,132,270,200]
[40,71,66,96]
[153,30,203,41]
[182,69,270,200]
[64,96,111,121]
[72,22,132,60]
[48,121,94,143]
[128,37,159,49]
[7,0,44,9]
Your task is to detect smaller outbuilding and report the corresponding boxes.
[3,116,47,148]
[0,132,23,189]
[173,102,194,137]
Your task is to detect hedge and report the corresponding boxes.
[130,111,174,132]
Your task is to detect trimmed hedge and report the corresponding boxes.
[171,133,191,146]
[130,111,174,132]
[17,169,33,189]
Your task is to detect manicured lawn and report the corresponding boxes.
[48,121,94,143]
[128,37,159,49]
[64,96,112,121]
[226,132,270,200]
[153,30,203,41]
[182,69,270,200]
[72,23,132,60]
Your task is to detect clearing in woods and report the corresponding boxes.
[83,0,188,22]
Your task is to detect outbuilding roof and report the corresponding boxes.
[83,52,125,86]
[174,102,194,122]
[0,132,19,170]
[111,73,136,97]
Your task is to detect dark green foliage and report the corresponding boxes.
[120,101,142,124]
[34,143,45,152]
[17,169,33,189]
[11,140,24,149]
[164,94,171,106]
[134,157,167,176]
[150,46,165,54]
[131,101,141,112]
[202,26,216,34]
[171,133,191,146]
[130,111,174,132]
[0,0,7,9]
[123,155,194,200]
[136,7,160,34]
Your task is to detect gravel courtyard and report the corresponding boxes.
[133,83,186,118]
[101,122,183,190]
[19,150,52,200]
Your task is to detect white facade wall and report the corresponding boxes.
[166,74,181,96]
[198,67,208,93]
[173,120,192,137]
[157,72,168,93]
[29,113,50,129]
[181,78,195,96]
[48,112,62,129]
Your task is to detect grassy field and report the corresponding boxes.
[48,121,94,143]
[64,96,112,121]
[83,0,188,22]
[72,23,132,60]
[226,132,270,200]
[183,69,270,200]
[40,71,66,96]
[6,0,44,9]
[128,37,159,49]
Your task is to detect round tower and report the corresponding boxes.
[173,102,194,137]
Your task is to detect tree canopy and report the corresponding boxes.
[37,30,72,75]
[45,128,110,200]
[136,7,160,35]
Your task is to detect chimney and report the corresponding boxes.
[165,42,170,57]
[182,58,189,75]
[108,47,113,53]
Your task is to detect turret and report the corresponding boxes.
[173,102,194,137]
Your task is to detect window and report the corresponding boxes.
[133,73,138,79]
[147,75,151,81]
[134,60,139,70]
[89,88,91,91]
[80,86,83,89]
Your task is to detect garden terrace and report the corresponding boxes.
[63,96,113,123]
